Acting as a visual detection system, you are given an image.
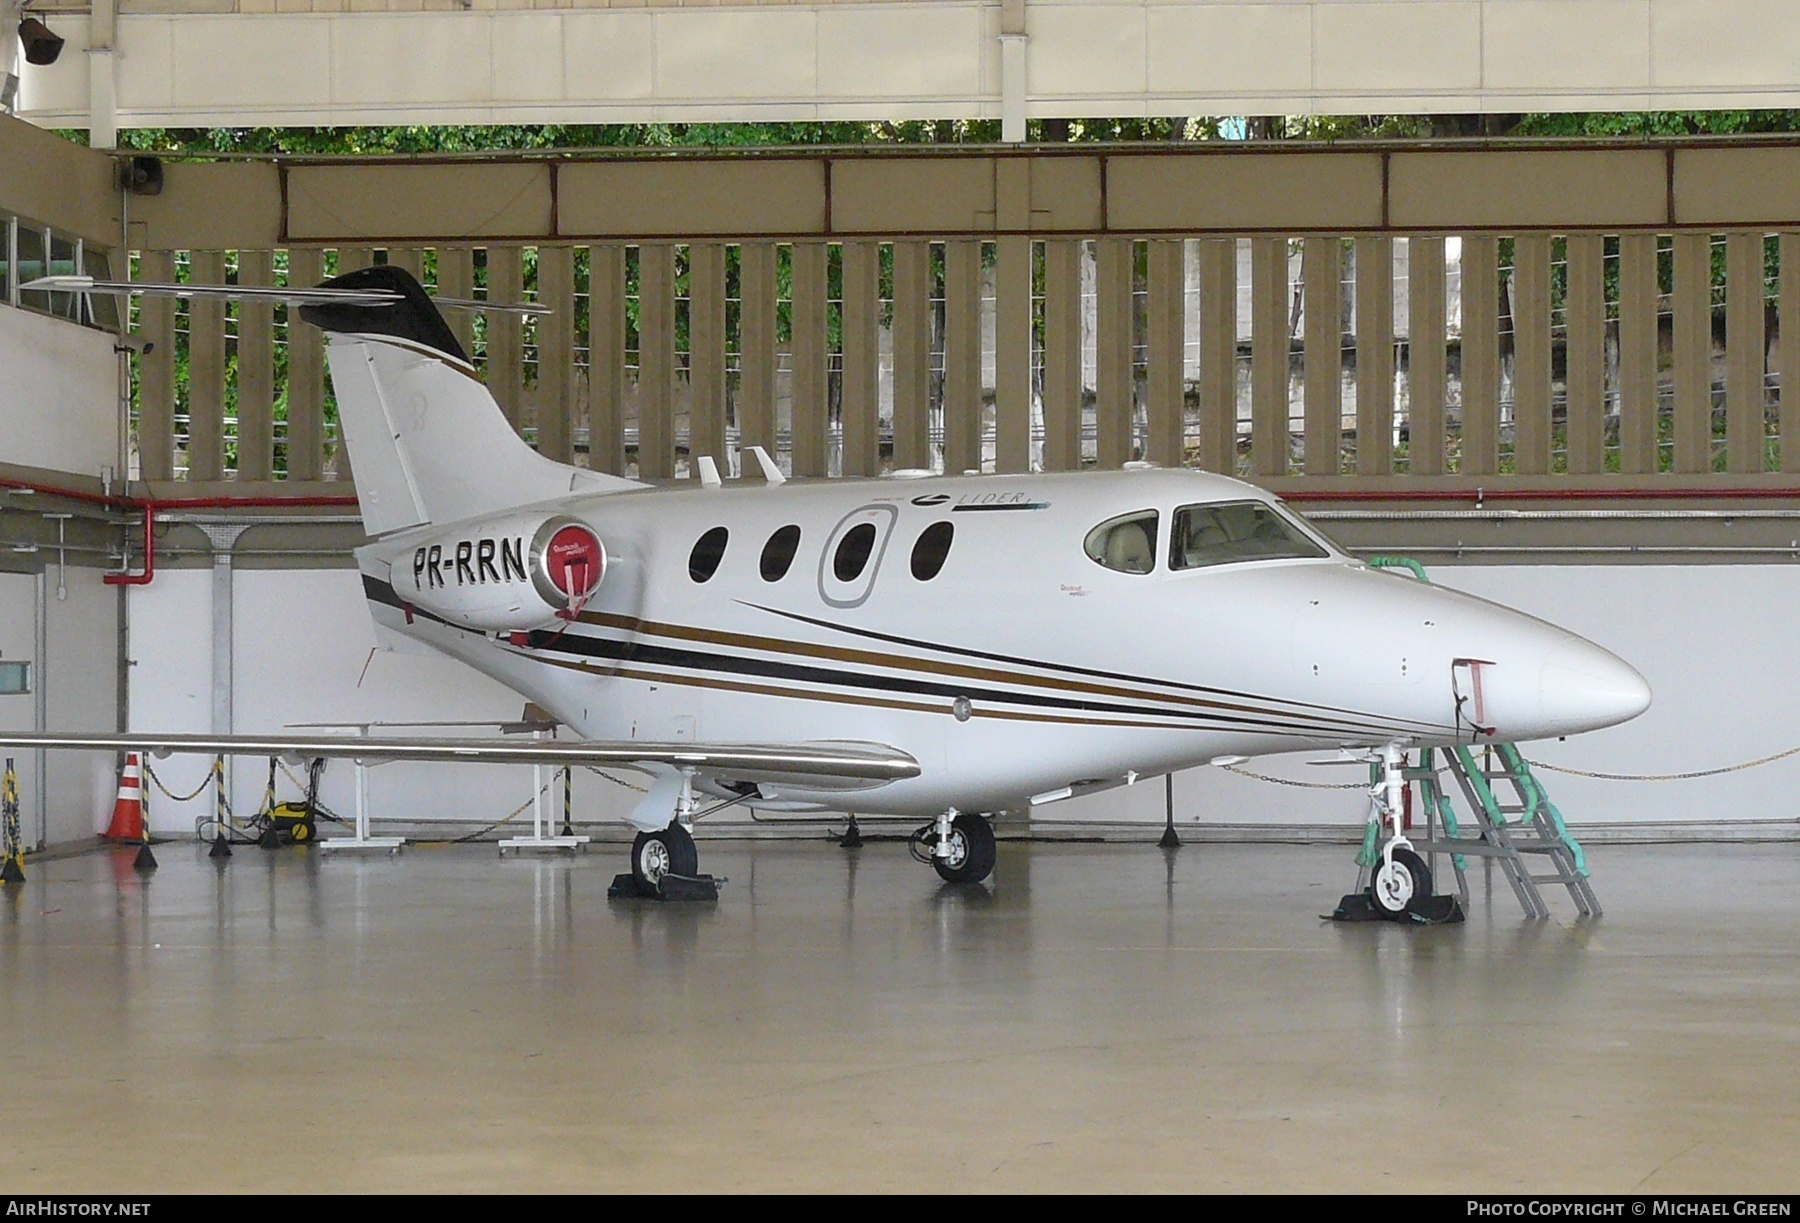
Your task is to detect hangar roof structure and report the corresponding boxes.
[13,0,1800,145]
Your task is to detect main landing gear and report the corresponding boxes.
[910,809,997,884]
[607,770,720,902]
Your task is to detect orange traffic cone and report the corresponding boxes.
[105,752,145,841]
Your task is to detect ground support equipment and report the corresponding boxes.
[318,759,404,854]
[1340,744,1600,921]
[498,750,588,855]
[606,871,721,902]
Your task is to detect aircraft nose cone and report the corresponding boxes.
[1538,639,1652,734]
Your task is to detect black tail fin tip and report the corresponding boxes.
[299,265,467,364]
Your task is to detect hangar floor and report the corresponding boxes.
[1,838,1795,1193]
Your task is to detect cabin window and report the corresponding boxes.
[760,525,802,582]
[1169,501,1329,570]
[910,521,954,581]
[1083,511,1159,575]
[689,526,729,582]
[833,522,879,582]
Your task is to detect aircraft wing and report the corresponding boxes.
[0,732,919,783]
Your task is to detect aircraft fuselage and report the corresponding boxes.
[359,467,1650,816]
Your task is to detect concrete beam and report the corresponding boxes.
[19,4,1800,130]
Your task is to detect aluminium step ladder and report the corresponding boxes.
[1357,743,1601,919]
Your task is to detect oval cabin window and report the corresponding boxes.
[910,521,954,581]
[689,526,729,583]
[833,522,879,582]
[760,525,802,582]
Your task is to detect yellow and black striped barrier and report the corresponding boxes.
[1,757,25,884]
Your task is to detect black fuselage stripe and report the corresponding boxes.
[362,576,1443,740]
[741,599,1446,734]
[523,628,1422,739]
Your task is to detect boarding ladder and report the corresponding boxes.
[1356,744,1601,919]
[1357,556,1602,919]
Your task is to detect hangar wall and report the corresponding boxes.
[0,304,117,479]
[19,2,1800,132]
[0,298,126,848]
[122,561,1800,840]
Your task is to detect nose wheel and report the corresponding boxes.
[1368,845,1431,917]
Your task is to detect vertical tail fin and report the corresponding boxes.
[299,266,638,536]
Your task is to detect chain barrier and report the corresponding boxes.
[1222,764,1365,790]
[143,760,214,804]
[1224,746,1800,789]
[1522,745,1800,782]
[585,766,647,793]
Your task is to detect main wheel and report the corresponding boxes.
[631,823,699,892]
[933,814,997,884]
[1368,846,1432,918]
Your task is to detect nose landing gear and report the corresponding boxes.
[1333,742,1464,925]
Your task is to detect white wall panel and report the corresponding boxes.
[1652,0,1800,90]
[21,2,1800,129]
[1483,0,1650,94]
[1028,6,1145,101]
[493,15,568,103]
[1313,2,1481,96]
[0,307,118,479]
[817,8,984,100]
[1146,5,1312,97]
[45,568,120,846]
[562,15,656,102]
[655,11,818,102]
[0,570,119,848]
[171,17,329,111]
[334,16,497,108]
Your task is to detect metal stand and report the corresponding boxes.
[320,759,404,854]
[499,733,588,854]
[1357,744,1601,919]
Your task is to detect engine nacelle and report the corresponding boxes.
[401,512,604,632]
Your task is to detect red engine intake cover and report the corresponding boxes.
[545,525,603,597]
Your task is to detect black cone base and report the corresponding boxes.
[133,843,158,872]
[0,857,23,884]
[840,816,864,850]
[258,826,282,850]
[209,833,233,859]
[1158,825,1182,850]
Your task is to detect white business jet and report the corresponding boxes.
[7,268,1650,907]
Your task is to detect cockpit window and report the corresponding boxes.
[1084,511,1159,575]
[1169,501,1329,570]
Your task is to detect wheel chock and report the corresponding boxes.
[1327,891,1465,925]
[607,872,721,903]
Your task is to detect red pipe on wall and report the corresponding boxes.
[103,502,156,586]
[2,474,359,587]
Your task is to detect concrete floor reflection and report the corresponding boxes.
[1,838,1795,1191]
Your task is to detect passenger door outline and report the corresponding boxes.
[817,504,899,609]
